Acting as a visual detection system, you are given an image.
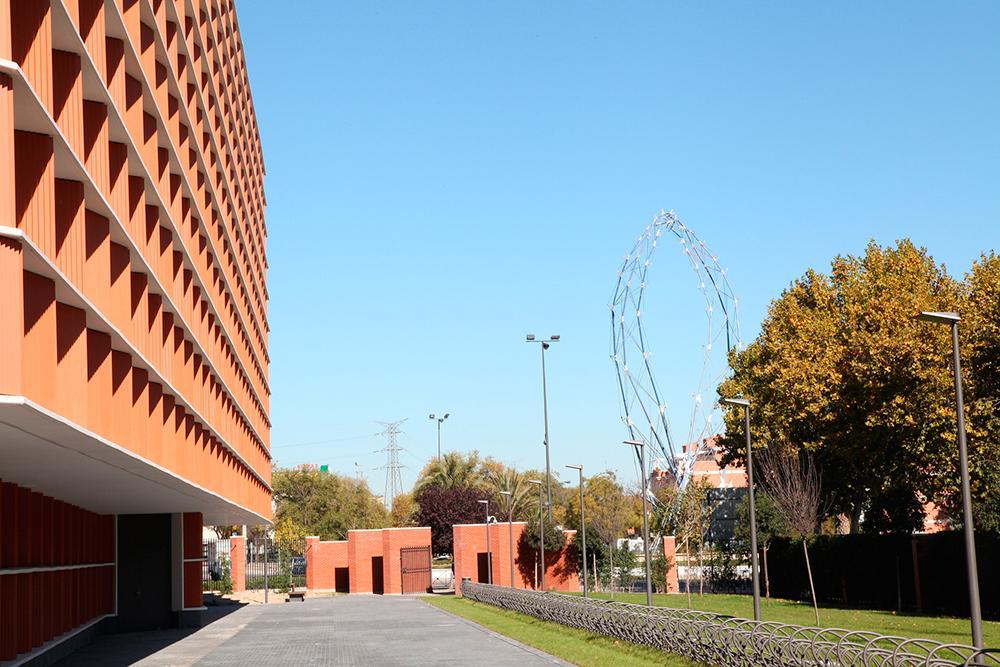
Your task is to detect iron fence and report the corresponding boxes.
[202,536,232,592]
[461,581,999,666]
[245,538,305,591]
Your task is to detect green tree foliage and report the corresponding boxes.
[613,542,639,591]
[522,514,570,553]
[716,240,998,534]
[272,468,389,541]
[650,548,674,593]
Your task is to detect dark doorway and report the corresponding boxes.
[334,567,350,593]
[400,546,431,594]
[371,556,384,594]
[117,514,173,632]
[477,552,491,583]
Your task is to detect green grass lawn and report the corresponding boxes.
[577,592,1000,647]
[425,596,696,667]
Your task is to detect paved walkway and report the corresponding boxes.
[58,595,567,666]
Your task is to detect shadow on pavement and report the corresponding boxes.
[54,600,248,666]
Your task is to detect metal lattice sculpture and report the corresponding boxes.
[463,582,999,667]
[610,210,741,490]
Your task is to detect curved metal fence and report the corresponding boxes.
[461,581,999,666]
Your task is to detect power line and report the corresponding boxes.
[271,433,380,449]
[376,419,406,511]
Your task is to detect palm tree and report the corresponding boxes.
[485,467,535,520]
[415,451,484,492]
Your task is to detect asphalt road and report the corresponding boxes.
[58,595,568,666]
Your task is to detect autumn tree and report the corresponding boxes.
[718,240,965,533]
[390,492,418,527]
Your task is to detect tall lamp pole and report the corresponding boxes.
[478,499,493,585]
[528,479,545,591]
[428,413,449,460]
[624,439,653,607]
[526,334,560,521]
[566,464,588,597]
[916,311,983,649]
[499,490,515,588]
[721,397,761,622]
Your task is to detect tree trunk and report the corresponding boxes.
[608,541,614,600]
[763,544,771,600]
[685,538,692,609]
[698,540,705,595]
[849,498,863,534]
[802,539,819,626]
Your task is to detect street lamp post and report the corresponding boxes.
[916,311,983,649]
[528,479,545,591]
[623,439,653,607]
[478,499,493,585]
[721,397,761,622]
[566,464,588,598]
[499,490,515,588]
[526,334,560,521]
[428,413,449,460]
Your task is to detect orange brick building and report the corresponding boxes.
[452,522,580,595]
[0,0,269,662]
[305,528,432,595]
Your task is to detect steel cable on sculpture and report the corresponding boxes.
[610,210,742,493]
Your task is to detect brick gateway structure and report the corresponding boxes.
[452,522,579,595]
[305,528,432,595]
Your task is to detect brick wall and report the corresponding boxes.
[305,536,348,591]
[663,535,680,593]
[347,530,383,594]
[230,535,245,593]
[453,522,579,596]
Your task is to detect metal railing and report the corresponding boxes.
[461,581,999,666]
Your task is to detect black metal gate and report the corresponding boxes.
[400,546,431,594]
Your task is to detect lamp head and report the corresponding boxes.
[550,335,560,341]
[499,490,511,497]
[526,334,536,341]
[443,413,450,420]
[428,414,435,420]
[720,397,750,408]
[916,311,960,325]
[565,464,582,471]
[623,439,644,448]
[527,479,542,486]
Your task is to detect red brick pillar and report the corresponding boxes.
[229,535,245,593]
[305,536,318,590]
[663,535,679,593]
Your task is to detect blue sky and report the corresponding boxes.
[236,2,998,495]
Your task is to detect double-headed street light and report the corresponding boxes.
[499,490,515,588]
[623,439,653,607]
[526,334,560,521]
[916,311,983,650]
[566,464,588,598]
[528,479,545,591]
[428,413,450,460]
[720,396,761,622]
[478,499,493,584]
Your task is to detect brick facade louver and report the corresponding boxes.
[1,0,269,661]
